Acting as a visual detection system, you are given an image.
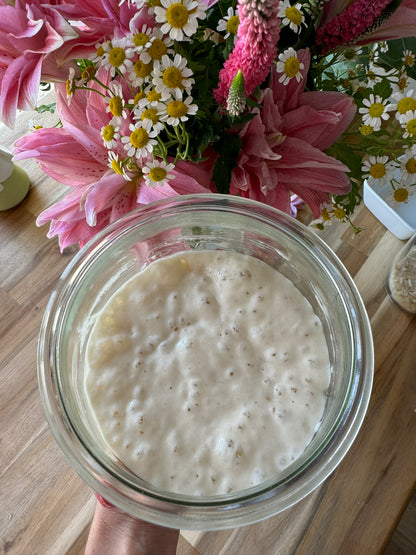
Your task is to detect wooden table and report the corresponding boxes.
[1,106,415,555]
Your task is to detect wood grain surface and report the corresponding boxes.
[1,106,415,555]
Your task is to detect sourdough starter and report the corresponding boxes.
[85,250,331,495]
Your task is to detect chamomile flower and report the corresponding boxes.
[154,0,207,42]
[402,49,415,67]
[386,184,413,204]
[139,27,174,66]
[121,120,159,158]
[91,41,111,63]
[126,24,153,53]
[278,1,306,34]
[159,95,198,125]
[101,122,120,149]
[101,38,134,77]
[142,159,175,187]
[275,47,305,86]
[217,7,239,40]
[152,54,194,97]
[359,94,392,130]
[400,109,416,139]
[135,106,165,133]
[361,155,395,186]
[105,82,128,124]
[388,90,416,120]
[400,146,416,185]
[108,151,131,181]
[128,58,154,87]
[138,86,171,110]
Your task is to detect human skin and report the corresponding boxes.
[85,496,179,555]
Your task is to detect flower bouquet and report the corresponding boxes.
[2,0,416,249]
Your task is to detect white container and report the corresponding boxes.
[363,177,416,240]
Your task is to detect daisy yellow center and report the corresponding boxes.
[405,157,416,174]
[404,54,415,67]
[321,208,331,221]
[285,6,302,25]
[149,167,168,182]
[167,100,188,118]
[109,96,123,117]
[163,67,184,88]
[141,108,159,124]
[226,15,239,35]
[406,118,416,135]
[369,163,386,179]
[368,103,385,118]
[134,59,153,78]
[134,91,146,104]
[360,125,373,135]
[284,57,300,78]
[130,128,149,149]
[111,158,124,175]
[108,47,126,68]
[397,97,416,114]
[166,3,189,29]
[147,90,162,102]
[103,125,115,142]
[393,188,408,203]
[148,39,168,60]
[333,208,346,220]
[134,32,150,48]
[96,45,105,57]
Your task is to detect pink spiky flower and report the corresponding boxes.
[214,0,281,110]
[316,0,395,54]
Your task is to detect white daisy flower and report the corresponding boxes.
[359,94,392,130]
[104,82,128,125]
[277,1,306,34]
[135,106,165,133]
[108,151,132,181]
[121,120,158,158]
[101,122,120,149]
[65,67,76,104]
[90,41,111,64]
[142,159,175,187]
[388,89,416,120]
[126,23,153,53]
[139,27,174,66]
[275,47,304,86]
[400,146,416,185]
[138,86,171,111]
[400,109,416,139]
[152,54,194,97]
[361,155,395,186]
[128,58,154,87]
[101,37,134,77]
[386,184,413,205]
[402,49,415,67]
[154,0,207,42]
[217,7,239,39]
[159,95,198,126]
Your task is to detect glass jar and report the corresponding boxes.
[387,233,416,315]
[37,194,374,530]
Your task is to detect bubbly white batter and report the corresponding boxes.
[85,250,331,496]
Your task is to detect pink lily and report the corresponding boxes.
[13,71,212,251]
[229,49,357,217]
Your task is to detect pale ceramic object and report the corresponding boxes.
[0,146,30,211]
